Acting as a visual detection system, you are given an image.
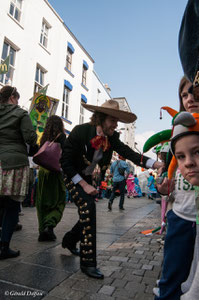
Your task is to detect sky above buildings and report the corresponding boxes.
[48,0,188,155]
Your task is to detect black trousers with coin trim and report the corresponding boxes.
[63,184,97,267]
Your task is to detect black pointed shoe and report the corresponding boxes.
[0,242,20,259]
[62,238,80,256]
[81,266,104,279]
[68,247,80,256]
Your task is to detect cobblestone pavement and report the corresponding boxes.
[0,197,163,300]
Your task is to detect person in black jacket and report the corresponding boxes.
[60,99,162,279]
[0,86,37,259]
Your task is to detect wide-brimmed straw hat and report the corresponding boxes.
[82,99,137,123]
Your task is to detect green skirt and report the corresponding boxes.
[36,167,66,233]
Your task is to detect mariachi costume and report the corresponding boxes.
[60,100,153,278]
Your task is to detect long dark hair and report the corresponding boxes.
[0,86,20,103]
[40,115,64,146]
[90,112,107,126]
[178,76,191,112]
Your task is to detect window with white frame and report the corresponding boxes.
[9,0,22,22]
[82,61,89,87]
[79,102,84,124]
[66,48,72,71]
[34,65,45,94]
[40,20,50,48]
[62,85,70,119]
[82,66,87,86]
[0,41,16,85]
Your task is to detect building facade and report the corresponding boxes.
[0,0,135,147]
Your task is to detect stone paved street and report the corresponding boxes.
[0,196,164,300]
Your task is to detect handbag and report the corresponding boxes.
[115,161,125,176]
[33,134,62,172]
[118,166,125,176]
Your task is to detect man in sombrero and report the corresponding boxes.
[60,99,162,279]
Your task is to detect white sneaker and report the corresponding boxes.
[153,287,160,297]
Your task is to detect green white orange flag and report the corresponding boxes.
[38,84,49,95]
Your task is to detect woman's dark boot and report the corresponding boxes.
[38,226,56,242]
[0,241,20,259]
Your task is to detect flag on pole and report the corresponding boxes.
[38,84,49,95]
[141,226,161,236]
[0,56,10,75]
[29,84,49,103]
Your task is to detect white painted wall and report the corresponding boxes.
[0,0,135,146]
[0,0,95,132]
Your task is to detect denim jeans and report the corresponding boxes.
[155,210,196,300]
[109,179,126,208]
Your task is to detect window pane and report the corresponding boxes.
[82,69,87,85]
[14,8,20,21]
[40,71,44,85]
[62,102,64,117]
[0,74,4,83]
[44,26,48,36]
[62,86,70,119]
[65,105,68,118]
[63,89,66,103]
[5,66,14,85]
[65,90,69,103]
[34,83,41,94]
[35,67,39,82]
[9,3,14,16]
[40,22,48,48]
[2,43,8,60]
[9,47,16,66]
[40,34,43,44]
[14,9,18,20]
[1,43,15,85]
[43,36,47,48]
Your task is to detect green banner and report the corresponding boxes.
[29,93,59,143]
